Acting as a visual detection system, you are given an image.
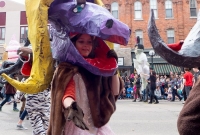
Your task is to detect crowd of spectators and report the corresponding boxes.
[119,67,200,104]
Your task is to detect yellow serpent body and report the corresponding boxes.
[1,0,54,94]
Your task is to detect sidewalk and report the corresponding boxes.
[0,102,32,135]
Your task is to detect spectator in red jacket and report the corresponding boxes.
[183,68,193,102]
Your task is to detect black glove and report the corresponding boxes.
[63,101,89,130]
[107,49,118,63]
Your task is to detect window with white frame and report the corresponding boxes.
[165,0,173,18]
[0,27,5,44]
[150,0,158,18]
[167,29,174,43]
[135,30,143,44]
[190,0,197,17]
[111,2,119,19]
[20,26,28,43]
[134,1,142,19]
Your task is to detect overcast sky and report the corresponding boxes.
[10,0,25,4]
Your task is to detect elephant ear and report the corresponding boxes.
[148,9,200,68]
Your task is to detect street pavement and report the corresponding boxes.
[0,99,183,135]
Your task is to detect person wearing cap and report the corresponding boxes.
[0,73,19,112]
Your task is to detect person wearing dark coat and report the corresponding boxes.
[148,68,159,104]
[0,73,19,111]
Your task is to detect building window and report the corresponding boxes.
[111,2,119,19]
[150,0,158,18]
[20,26,28,43]
[134,1,142,19]
[135,30,143,44]
[190,0,197,17]
[0,27,5,44]
[20,11,27,25]
[167,29,174,43]
[165,0,173,18]
[0,12,6,26]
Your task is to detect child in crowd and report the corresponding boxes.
[167,84,172,101]
[177,86,183,99]
[155,86,162,99]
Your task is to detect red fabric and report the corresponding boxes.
[69,33,117,75]
[184,72,193,86]
[62,78,75,104]
[21,61,32,76]
[5,83,16,94]
[167,41,183,52]
[85,37,117,73]
[21,56,32,76]
[69,33,117,74]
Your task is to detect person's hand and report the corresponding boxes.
[17,47,32,57]
[63,101,89,130]
[107,49,118,63]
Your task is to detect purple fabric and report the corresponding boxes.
[48,2,130,76]
[50,29,117,76]
[48,2,130,45]
[50,0,95,7]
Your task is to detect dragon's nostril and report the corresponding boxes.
[106,19,113,29]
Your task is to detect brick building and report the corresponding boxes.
[103,0,199,75]
[103,0,199,48]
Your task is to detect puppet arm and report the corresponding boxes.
[133,59,142,65]
[140,73,150,78]
[111,74,120,95]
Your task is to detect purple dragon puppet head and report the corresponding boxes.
[48,0,131,76]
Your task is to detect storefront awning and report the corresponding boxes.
[153,64,181,75]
